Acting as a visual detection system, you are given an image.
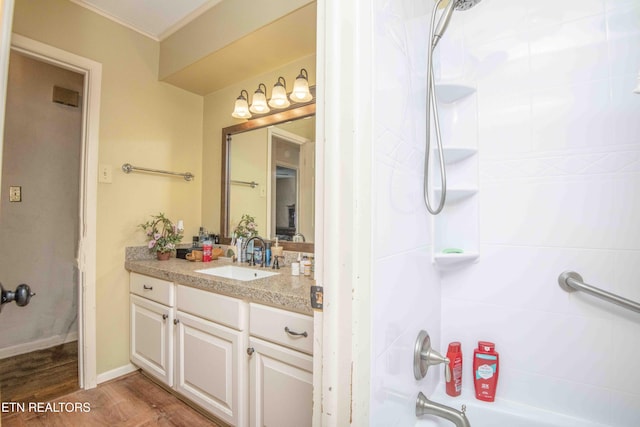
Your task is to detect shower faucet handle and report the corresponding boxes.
[414,330,450,380]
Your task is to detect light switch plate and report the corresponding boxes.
[99,164,113,183]
[9,186,21,202]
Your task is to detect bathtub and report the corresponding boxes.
[414,391,610,427]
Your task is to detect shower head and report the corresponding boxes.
[454,0,482,11]
[432,0,482,48]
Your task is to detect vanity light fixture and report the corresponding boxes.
[634,71,640,94]
[290,68,313,103]
[268,77,290,109]
[231,89,251,119]
[249,83,270,114]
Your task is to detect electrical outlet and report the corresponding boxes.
[99,164,113,183]
[9,186,21,202]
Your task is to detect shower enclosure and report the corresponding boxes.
[367,0,640,425]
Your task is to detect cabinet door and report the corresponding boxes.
[249,337,313,427]
[130,294,173,387]
[176,311,247,427]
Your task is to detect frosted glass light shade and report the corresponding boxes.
[268,77,290,109]
[250,83,270,114]
[634,74,640,94]
[290,69,313,103]
[232,90,251,119]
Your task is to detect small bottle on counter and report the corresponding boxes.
[254,246,263,265]
[291,262,300,276]
[265,242,272,267]
[302,256,311,276]
[236,238,244,263]
[202,238,213,262]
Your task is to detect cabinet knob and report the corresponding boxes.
[162,314,168,320]
[284,326,308,338]
[143,285,153,290]
[173,319,180,325]
[246,347,255,356]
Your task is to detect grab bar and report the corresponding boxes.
[558,271,640,314]
[230,180,259,188]
[122,163,194,181]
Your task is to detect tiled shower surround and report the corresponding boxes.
[371,0,640,425]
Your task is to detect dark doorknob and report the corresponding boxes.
[0,283,36,312]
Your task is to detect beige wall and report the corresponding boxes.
[202,54,316,235]
[12,0,204,375]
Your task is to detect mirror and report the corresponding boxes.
[221,101,315,252]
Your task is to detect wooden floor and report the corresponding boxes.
[2,371,222,426]
[0,341,79,403]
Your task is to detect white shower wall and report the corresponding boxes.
[370,0,640,426]
[437,0,640,425]
[371,0,442,426]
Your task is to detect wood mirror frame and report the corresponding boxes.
[220,101,315,253]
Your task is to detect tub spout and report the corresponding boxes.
[416,392,471,427]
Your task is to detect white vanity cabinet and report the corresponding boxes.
[175,285,247,427]
[248,303,313,427]
[129,273,174,387]
[129,271,314,427]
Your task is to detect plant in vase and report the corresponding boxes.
[139,212,184,260]
[233,214,258,262]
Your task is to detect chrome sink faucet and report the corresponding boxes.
[243,236,266,267]
[416,392,470,427]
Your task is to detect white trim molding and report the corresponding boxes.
[0,0,15,191]
[317,0,374,425]
[0,332,79,360]
[10,33,101,390]
[96,363,139,385]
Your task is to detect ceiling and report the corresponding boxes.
[71,0,224,41]
[162,3,317,95]
[71,0,317,95]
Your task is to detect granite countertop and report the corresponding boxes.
[125,257,315,315]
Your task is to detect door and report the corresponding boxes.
[175,310,246,427]
[130,295,174,386]
[249,337,313,427]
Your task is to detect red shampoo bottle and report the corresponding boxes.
[445,342,462,397]
[473,341,499,402]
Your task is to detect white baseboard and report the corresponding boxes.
[96,363,138,384]
[0,331,79,359]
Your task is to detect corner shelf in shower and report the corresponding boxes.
[434,252,480,267]
[431,81,479,269]
[435,83,476,104]
[433,188,477,204]
[443,147,477,164]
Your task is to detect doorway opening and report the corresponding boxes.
[0,50,83,402]
[0,34,101,398]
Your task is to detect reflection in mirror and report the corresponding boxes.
[221,102,315,252]
[269,122,315,242]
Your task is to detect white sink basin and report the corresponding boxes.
[195,265,279,282]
